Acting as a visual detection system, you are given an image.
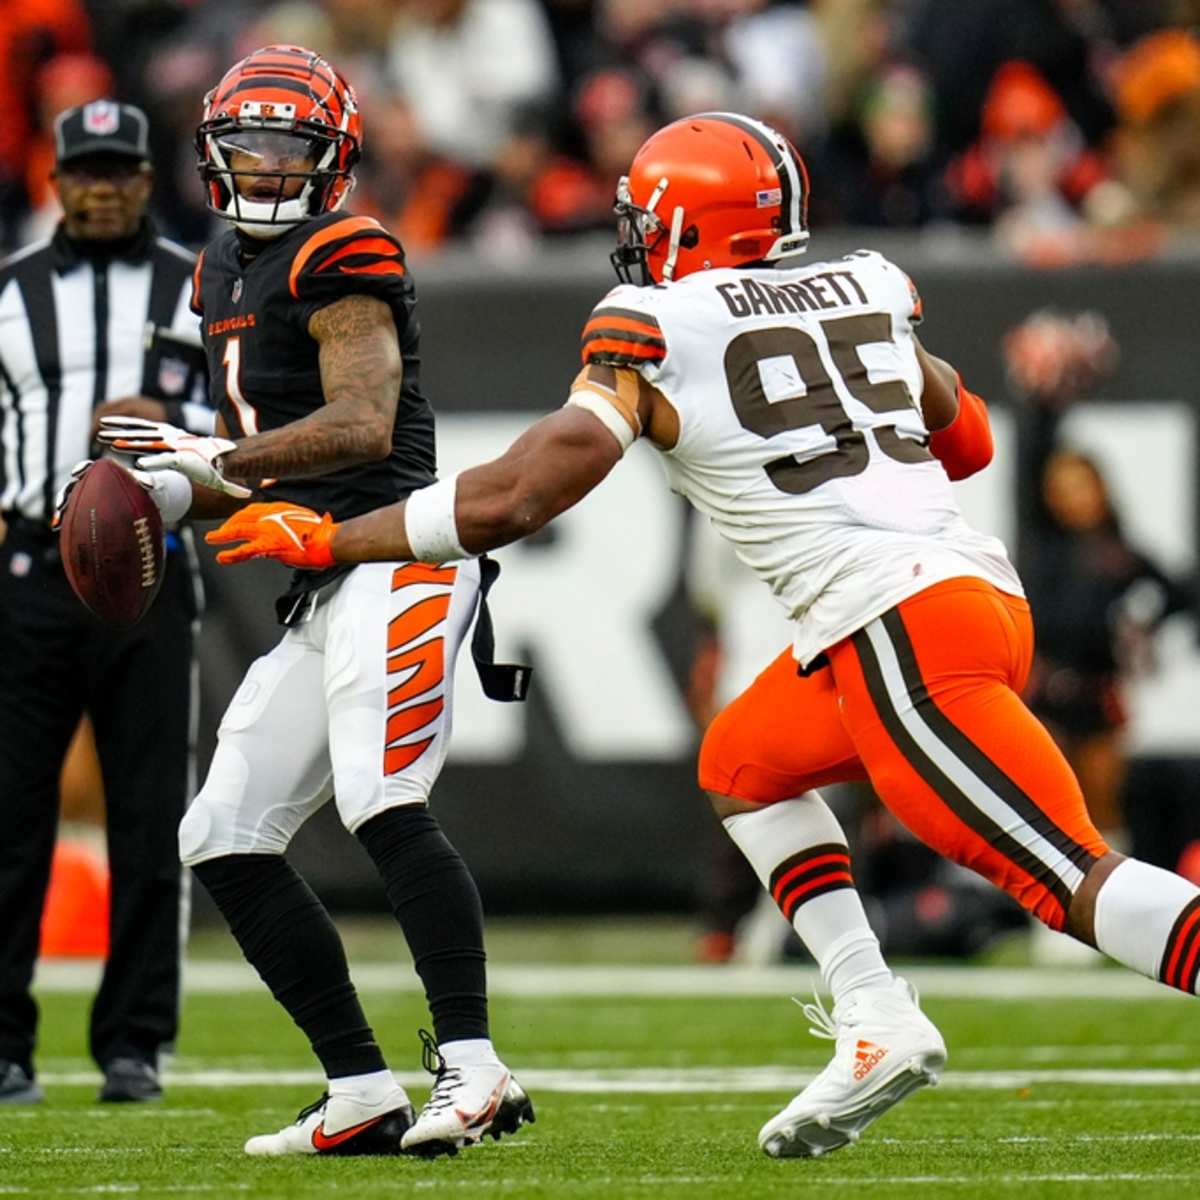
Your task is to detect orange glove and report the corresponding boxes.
[205,502,339,568]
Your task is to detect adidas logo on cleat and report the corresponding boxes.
[853,1039,889,1080]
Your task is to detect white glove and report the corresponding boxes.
[53,459,194,527]
[97,415,251,499]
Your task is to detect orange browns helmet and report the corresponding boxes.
[611,112,810,286]
[196,44,362,237]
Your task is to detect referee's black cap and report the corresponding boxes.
[54,100,151,167]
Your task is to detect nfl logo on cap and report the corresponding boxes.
[82,101,120,136]
[55,98,150,167]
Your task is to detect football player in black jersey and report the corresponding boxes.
[97,45,532,1159]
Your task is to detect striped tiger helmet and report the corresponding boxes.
[611,113,810,285]
[196,45,362,238]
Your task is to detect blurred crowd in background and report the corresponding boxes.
[5,0,1200,262]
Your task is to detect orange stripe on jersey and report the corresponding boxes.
[384,735,436,776]
[387,637,445,707]
[289,215,383,298]
[338,259,406,279]
[387,594,451,651]
[581,335,665,364]
[392,564,458,590]
[582,314,663,342]
[385,696,444,743]
[315,237,404,273]
[190,247,206,315]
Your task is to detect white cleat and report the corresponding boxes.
[759,975,946,1160]
[243,1086,414,1156]
[400,1031,535,1158]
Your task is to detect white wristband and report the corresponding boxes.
[147,469,193,523]
[404,475,467,562]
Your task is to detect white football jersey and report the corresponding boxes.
[580,250,1022,666]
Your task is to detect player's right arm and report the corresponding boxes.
[916,339,994,482]
[204,360,675,566]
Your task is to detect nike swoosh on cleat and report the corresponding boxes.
[454,1082,506,1131]
[311,1115,383,1151]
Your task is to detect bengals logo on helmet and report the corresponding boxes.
[196,45,362,237]
[611,113,810,286]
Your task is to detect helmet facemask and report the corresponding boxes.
[198,106,358,239]
[611,175,675,285]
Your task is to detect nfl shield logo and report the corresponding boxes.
[232,279,243,303]
[157,355,188,396]
[83,101,120,136]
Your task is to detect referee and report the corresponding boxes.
[0,101,211,1104]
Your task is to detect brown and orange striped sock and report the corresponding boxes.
[722,793,892,1003]
[1093,858,1200,994]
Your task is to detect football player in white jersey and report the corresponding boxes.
[204,113,1200,1159]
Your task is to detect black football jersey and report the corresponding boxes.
[191,212,436,523]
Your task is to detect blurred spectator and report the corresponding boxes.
[542,0,609,86]
[945,61,1138,264]
[387,0,559,169]
[354,93,483,255]
[1006,310,1195,843]
[1110,29,1200,230]
[904,0,1115,158]
[720,0,829,145]
[538,67,657,229]
[0,0,91,247]
[819,62,943,228]
[813,0,896,130]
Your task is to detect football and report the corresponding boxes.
[59,459,165,628]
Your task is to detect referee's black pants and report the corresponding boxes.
[0,521,197,1073]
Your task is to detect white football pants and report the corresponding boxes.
[179,559,481,866]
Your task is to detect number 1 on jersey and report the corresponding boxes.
[222,335,259,435]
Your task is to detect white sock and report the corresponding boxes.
[722,793,892,1003]
[328,1068,400,1104]
[440,1037,501,1068]
[818,925,895,1005]
[1094,858,1200,993]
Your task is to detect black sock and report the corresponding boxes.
[192,854,386,1078]
[357,807,489,1043]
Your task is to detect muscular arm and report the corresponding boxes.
[916,339,960,432]
[217,294,400,482]
[916,337,994,481]
[331,406,624,563]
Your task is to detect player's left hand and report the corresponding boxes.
[205,502,339,568]
[97,415,251,499]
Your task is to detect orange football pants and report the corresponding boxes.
[699,577,1109,929]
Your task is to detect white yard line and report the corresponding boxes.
[30,1065,1200,1093]
[31,961,1184,1000]
[3,1174,1194,1194]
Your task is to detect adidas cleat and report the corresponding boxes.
[759,975,946,1159]
[401,1030,535,1158]
[243,1087,414,1156]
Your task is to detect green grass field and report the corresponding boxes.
[4,920,1200,1198]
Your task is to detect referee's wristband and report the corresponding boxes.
[404,476,467,563]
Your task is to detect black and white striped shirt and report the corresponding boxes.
[0,221,213,525]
